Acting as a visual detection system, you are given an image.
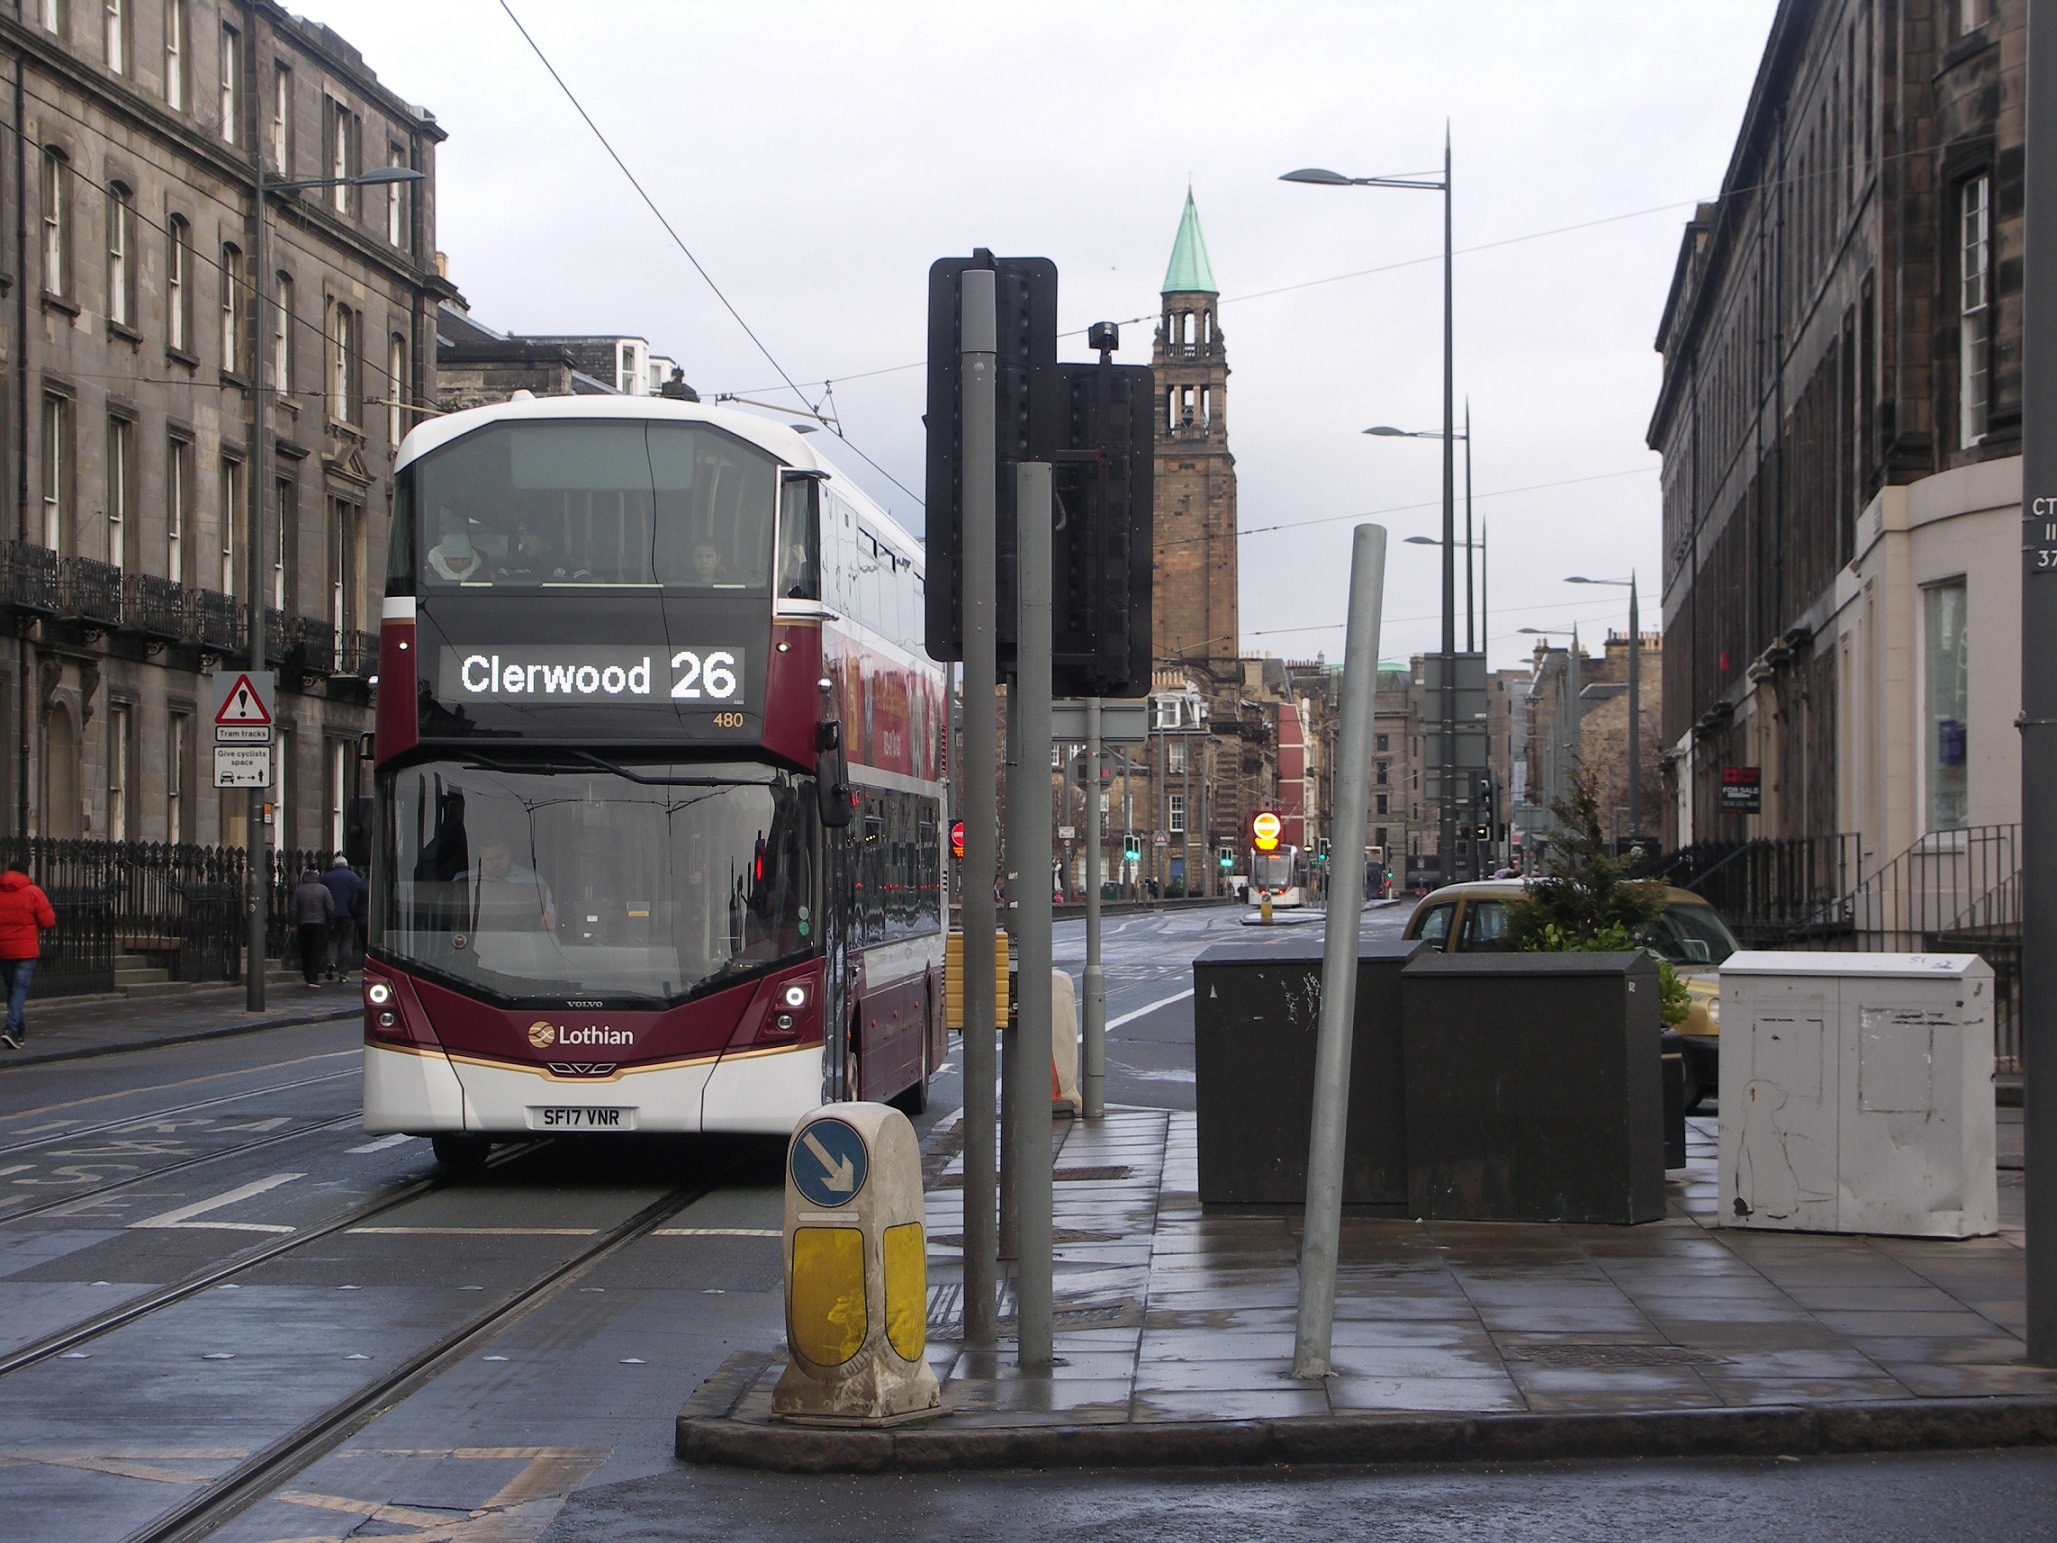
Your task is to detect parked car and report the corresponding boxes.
[1399,879,1739,1111]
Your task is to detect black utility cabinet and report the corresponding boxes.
[1193,936,1420,1211]
[1400,951,1665,1225]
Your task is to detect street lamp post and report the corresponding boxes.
[1287,135,1456,884]
[1566,574,1640,845]
[245,158,423,1011]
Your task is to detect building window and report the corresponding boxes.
[166,433,190,582]
[326,96,356,214]
[272,271,293,388]
[386,144,407,245]
[220,242,244,375]
[219,454,242,596]
[269,60,291,171]
[1376,733,1389,753]
[387,332,407,448]
[106,414,132,568]
[107,702,133,841]
[1924,579,1969,833]
[163,0,185,108]
[166,215,191,354]
[40,147,70,300]
[1166,737,1186,774]
[106,183,134,328]
[1376,760,1388,785]
[1168,793,1185,835]
[1960,175,1990,448]
[273,475,293,610]
[104,0,127,73]
[328,302,356,422]
[40,393,70,553]
[219,22,239,145]
[167,709,189,843]
[330,496,361,636]
[1376,793,1389,816]
[327,737,348,851]
[40,0,65,33]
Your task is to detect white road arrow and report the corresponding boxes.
[800,1131,856,1193]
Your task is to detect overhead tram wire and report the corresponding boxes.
[496,2,923,513]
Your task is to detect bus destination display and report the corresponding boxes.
[438,646,744,706]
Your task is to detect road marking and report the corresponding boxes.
[347,1234,600,1242]
[1105,987,1194,1030]
[652,1226,780,1237]
[130,1173,302,1231]
[345,1133,416,1154]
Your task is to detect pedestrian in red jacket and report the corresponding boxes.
[0,868,57,1049]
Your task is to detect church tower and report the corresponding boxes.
[1152,191,1239,669]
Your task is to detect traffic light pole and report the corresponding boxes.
[1013,461,1055,1369]
[958,270,999,1348]
[1082,695,1106,1120]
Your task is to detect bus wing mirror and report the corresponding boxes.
[817,735,853,829]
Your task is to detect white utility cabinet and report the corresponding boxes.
[1717,952,1996,1238]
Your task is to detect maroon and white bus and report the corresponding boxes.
[360,395,947,1164]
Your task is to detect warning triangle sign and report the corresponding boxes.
[215,674,273,726]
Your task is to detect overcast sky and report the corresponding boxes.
[295,0,1778,673]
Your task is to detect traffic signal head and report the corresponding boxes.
[1217,845,1233,869]
[1123,835,1141,862]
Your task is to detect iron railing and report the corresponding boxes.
[185,589,241,652]
[122,572,184,641]
[292,616,336,678]
[1669,834,1864,947]
[3,541,60,614]
[337,629,378,678]
[60,555,124,627]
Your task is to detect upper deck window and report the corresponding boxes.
[398,419,779,593]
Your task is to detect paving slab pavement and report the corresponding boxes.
[680,1103,2057,1471]
[0,978,357,1066]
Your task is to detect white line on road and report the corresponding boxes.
[1105,988,1194,1031]
[652,1227,781,1237]
[130,1173,303,1231]
[345,1133,416,1154]
[348,1226,598,1236]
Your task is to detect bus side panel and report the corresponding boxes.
[364,1041,466,1133]
[855,934,944,1099]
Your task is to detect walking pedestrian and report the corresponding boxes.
[290,866,335,987]
[320,855,368,979]
[0,867,56,1048]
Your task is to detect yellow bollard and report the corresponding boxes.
[1260,892,1274,926]
[773,1103,941,1426]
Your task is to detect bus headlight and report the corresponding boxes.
[366,980,393,1007]
[782,983,809,1009]
[377,1011,397,1029]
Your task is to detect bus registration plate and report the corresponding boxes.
[528,1106,636,1131]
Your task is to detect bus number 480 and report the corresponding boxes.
[671,650,738,700]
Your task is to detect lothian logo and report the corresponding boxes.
[528,1021,556,1049]
[529,1020,632,1050]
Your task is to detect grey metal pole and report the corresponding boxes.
[246,145,269,1012]
[1627,575,1641,843]
[2020,0,2057,1365]
[1438,130,1457,886]
[1293,524,1388,1379]
[958,268,999,1347]
[1001,677,1020,1263]
[1082,695,1105,1119]
[1463,401,1474,654]
[1014,461,1054,1369]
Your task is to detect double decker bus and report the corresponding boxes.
[360,395,946,1163]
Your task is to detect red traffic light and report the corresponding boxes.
[950,820,966,860]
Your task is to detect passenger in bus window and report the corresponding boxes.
[426,509,487,583]
[498,520,567,584]
[781,538,817,600]
[687,538,733,587]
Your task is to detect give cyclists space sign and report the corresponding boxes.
[437,646,744,706]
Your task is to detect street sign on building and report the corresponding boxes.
[1152,831,1169,846]
[1720,765,1762,813]
[212,671,275,745]
[213,745,272,789]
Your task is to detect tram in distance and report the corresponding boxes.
[360,394,948,1165]
[1245,844,1307,908]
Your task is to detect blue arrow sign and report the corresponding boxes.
[791,1116,868,1208]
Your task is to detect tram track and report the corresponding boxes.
[121,1162,733,1543]
[0,1139,546,1378]
[0,1109,367,1225]
[0,1065,360,1160]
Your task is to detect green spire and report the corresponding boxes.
[1161,189,1218,295]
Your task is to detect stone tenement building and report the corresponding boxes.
[1651,0,2024,860]
[0,2,448,847]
